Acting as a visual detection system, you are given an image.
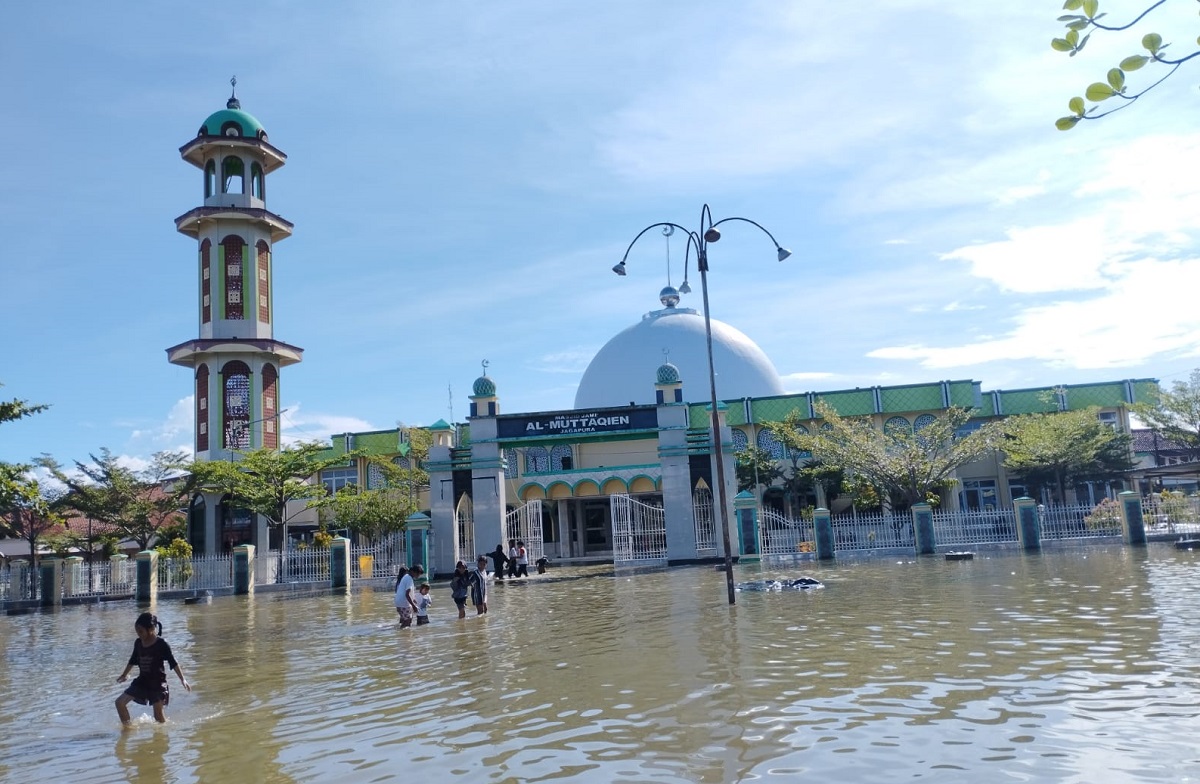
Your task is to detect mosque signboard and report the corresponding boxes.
[497,408,658,439]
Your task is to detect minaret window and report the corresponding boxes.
[262,364,278,449]
[204,160,216,199]
[200,239,212,324]
[222,156,245,194]
[221,236,245,320]
[196,364,210,452]
[222,362,251,450]
[251,162,264,200]
[256,241,270,323]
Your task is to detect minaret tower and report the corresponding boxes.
[166,80,302,466]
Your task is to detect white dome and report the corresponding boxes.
[574,302,784,409]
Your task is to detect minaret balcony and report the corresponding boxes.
[175,206,294,244]
[165,337,304,367]
[179,135,287,173]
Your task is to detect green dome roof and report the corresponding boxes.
[656,362,681,385]
[199,99,266,139]
[473,375,496,397]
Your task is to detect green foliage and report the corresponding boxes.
[1001,407,1133,503]
[1132,368,1200,459]
[772,401,1004,509]
[38,449,195,551]
[1084,497,1123,529]
[312,529,334,549]
[1051,0,1200,129]
[156,537,194,584]
[183,442,350,531]
[734,445,784,495]
[0,383,49,427]
[314,481,416,543]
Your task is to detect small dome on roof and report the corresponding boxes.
[199,96,267,139]
[473,375,496,397]
[656,362,681,385]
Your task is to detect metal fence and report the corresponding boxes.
[759,508,814,556]
[1142,494,1200,535]
[830,511,913,552]
[1037,503,1120,539]
[933,508,1018,546]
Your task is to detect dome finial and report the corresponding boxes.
[227,75,241,110]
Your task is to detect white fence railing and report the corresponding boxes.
[758,508,814,556]
[933,508,1018,546]
[830,512,913,551]
[693,488,717,554]
[611,494,667,564]
[1141,494,1200,535]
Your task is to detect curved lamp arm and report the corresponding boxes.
[613,222,694,275]
[708,216,792,260]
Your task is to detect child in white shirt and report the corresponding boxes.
[415,582,433,625]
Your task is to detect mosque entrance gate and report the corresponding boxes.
[611,494,667,565]
[505,499,544,565]
[455,494,475,567]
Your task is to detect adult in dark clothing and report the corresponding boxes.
[489,544,509,581]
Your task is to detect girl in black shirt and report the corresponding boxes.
[115,612,190,725]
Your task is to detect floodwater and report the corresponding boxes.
[2,545,1198,783]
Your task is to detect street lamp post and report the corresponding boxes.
[614,204,790,605]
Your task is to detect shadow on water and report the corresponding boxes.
[2,545,1199,782]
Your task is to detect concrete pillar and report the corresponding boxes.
[1118,491,1147,546]
[10,560,29,600]
[233,544,255,595]
[405,513,432,576]
[134,550,158,604]
[330,536,351,590]
[733,491,760,559]
[63,555,84,596]
[1013,496,1042,552]
[39,557,62,608]
[912,502,936,555]
[813,507,835,560]
[110,554,129,589]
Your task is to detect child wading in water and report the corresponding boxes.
[115,612,190,725]
[415,581,433,625]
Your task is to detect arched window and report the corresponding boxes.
[188,494,206,553]
[200,239,212,324]
[221,236,245,320]
[366,462,387,490]
[914,414,937,432]
[256,241,270,323]
[524,447,549,473]
[550,444,573,471]
[392,456,411,470]
[221,361,251,450]
[756,428,785,459]
[196,363,209,452]
[204,160,216,199]
[251,162,264,200]
[261,364,278,449]
[788,424,812,461]
[884,416,912,437]
[222,156,244,194]
[731,428,748,453]
[504,449,517,479]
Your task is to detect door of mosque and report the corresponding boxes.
[581,500,611,554]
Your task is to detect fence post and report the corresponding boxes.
[10,560,29,601]
[134,550,158,605]
[330,537,351,591]
[1118,491,1147,546]
[1013,497,1042,552]
[733,491,760,559]
[233,544,255,595]
[911,503,936,555]
[63,555,84,597]
[39,557,63,608]
[813,508,835,560]
[110,554,128,590]
[405,513,432,576]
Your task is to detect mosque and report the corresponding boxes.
[171,93,1156,573]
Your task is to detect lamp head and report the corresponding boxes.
[612,260,627,276]
[678,279,692,294]
[703,226,721,243]
[777,247,792,262]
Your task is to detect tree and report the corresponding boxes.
[38,449,195,551]
[734,445,783,497]
[314,481,416,543]
[0,383,49,427]
[1132,368,1200,460]
[0,477,62,597]
[1001,407,1134,503]
[183,442,351,546]
[766,412,844,514]
[773,400,1005,509]
[1051,0,1200,130]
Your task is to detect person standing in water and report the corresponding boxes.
[115,612,190,725]
[489,543,508,582]
[469,555,489,615]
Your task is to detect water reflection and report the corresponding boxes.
[1,545,1198,782]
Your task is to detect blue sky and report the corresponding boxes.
[4,1,1200,471]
